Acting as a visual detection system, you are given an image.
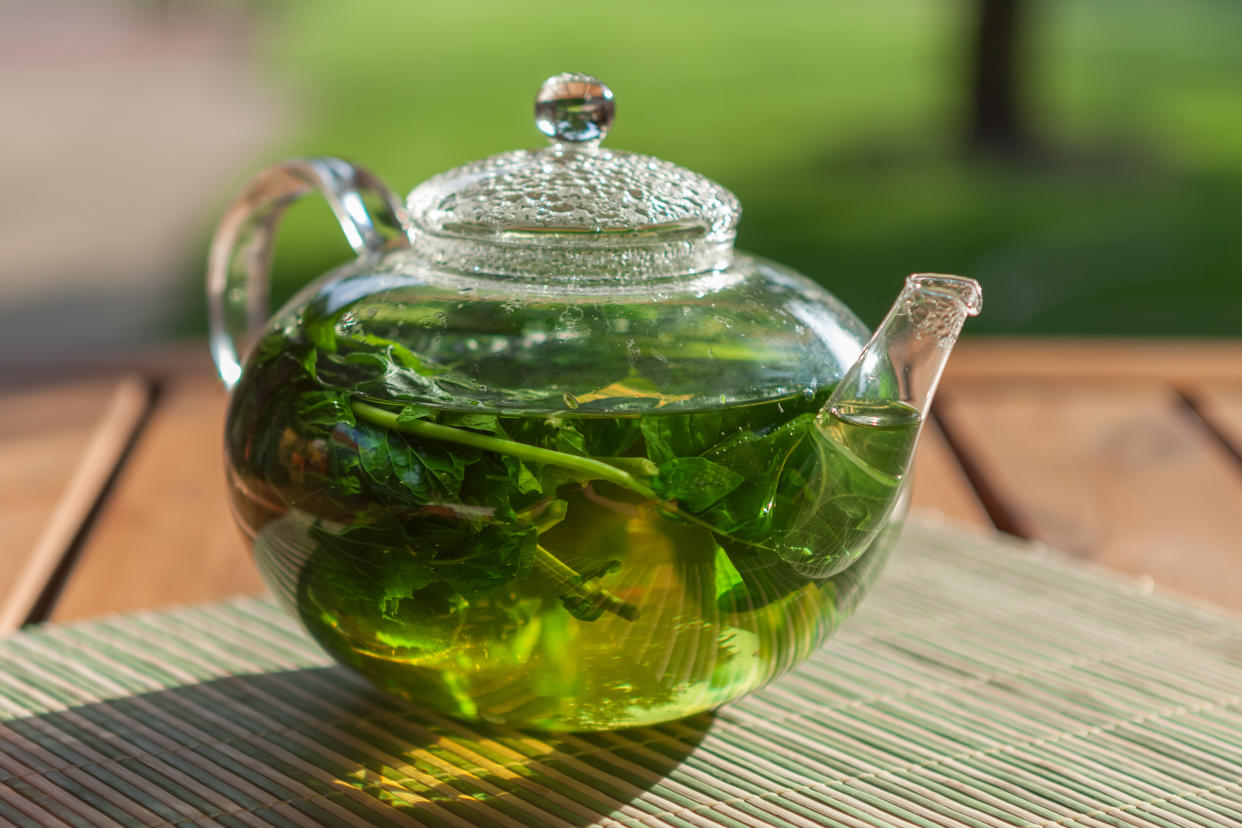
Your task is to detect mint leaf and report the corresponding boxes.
[640,410,728,464]
[545,418,587,456]
[297,390,355,428]
[414,440,467,495]
[653,456,743,512]
[397,403,435,423]
[503,455,542,494]
[639,416,675,465]
[300,346,320,382]
[443,412,503,433]
[305,317,338,352]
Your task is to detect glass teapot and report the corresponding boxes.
[207,73,981,731]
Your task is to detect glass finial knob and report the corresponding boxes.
[535,73,614,145]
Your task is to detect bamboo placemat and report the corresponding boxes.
[3,521,1242,827]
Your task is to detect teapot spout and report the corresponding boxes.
[824,273,982,469]
[775,275,981,580]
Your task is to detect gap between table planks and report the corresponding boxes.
[49,377,266,624]
[0,377,149,634]
[936,380,1242,610]
[1189,384,1242,462]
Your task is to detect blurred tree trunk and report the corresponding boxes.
[968,0,1030,153]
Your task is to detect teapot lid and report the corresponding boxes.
[405,73,740,281]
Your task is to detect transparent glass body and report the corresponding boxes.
[223,253,920,730]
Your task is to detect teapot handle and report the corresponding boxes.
[206,157,409,389]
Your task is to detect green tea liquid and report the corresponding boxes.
[236,393,919,730]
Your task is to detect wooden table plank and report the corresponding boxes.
[909,418,991,530]
[937,380,1242,610]
[50,377,263,622]
[0,377,148,634]
[946,338,1242,383]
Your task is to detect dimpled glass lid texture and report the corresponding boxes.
[404,73,741,281]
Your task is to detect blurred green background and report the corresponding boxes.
[235,0,1242,335]
[3,0,1240,354]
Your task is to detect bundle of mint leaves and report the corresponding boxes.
[225,307,895,631]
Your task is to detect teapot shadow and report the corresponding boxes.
[3,665,714,825]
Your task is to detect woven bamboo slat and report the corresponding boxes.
[3,521,1241,827]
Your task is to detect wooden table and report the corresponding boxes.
[3,338,1241,636]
